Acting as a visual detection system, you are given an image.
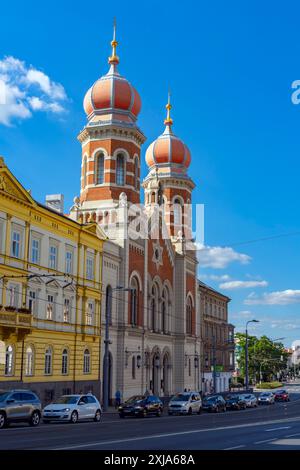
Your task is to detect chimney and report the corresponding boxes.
[45,194,64,214]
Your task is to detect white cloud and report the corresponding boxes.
[220,280,268,290]
[200,274,231,281]
[230,310,253,320]
[198,245,251,269]
[0,55,68,125]
[245,289,300,305]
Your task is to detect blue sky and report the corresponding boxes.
[0,1,300,346]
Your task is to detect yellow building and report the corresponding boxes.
[0,157,106,404]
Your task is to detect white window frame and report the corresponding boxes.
[44,347,52,375]
[83,348,91,374]
[49,243,58,270]
[85,300,94,325]
[11,229,21,258]
[63,298,71,323]
[25,346,34,376]
[46,294,54,320]
[31,237,40,264]
[65,249,73,274]
[86,255,94,280]
[7,283,20,308]
[28,289,37,314]
[61,349,68,375]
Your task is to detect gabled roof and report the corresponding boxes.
[198,279,231,301]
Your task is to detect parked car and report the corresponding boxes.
[168,392,202,415]
[225,394,247,410]
[118,395,163,418]
[274,390,290,402]
[241,394,258,408]
[42,394,102,423]
[202,395,226,413]
[0,389,42,429]
[258,392,275,405]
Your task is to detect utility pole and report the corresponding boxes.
[103,285,133,412]
[212,335,217,393]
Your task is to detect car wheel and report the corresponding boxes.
[197,407,202,415]
[156,409,162,417]
[119,413,125,419]
[188,407,193,415]
[94,409,102,422]
[215,406,219,413]
[0,412,7,429]
[70,411,78,424]
[29,411,40,427]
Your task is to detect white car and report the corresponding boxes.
[258,392,275,405]
[242,394,258,408]
[42,394,102,423]
[168,392,202,415]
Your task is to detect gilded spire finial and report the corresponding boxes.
[108,18,119,65]
[164,89,173,126]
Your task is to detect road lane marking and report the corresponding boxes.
[254,438,278,444]
[52,416,300,450]
[265,426,291,432]
[223,445,245,450]
[285,433,300,438]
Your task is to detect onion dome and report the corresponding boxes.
[145,93,191,169]
[83,22,141,122]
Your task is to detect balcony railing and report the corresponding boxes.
[0,306,32,334]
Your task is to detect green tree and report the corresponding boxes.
[235,333,289,384]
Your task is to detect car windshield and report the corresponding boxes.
[125,396,145,404]
[171,394,190,402]
[277,390,286,394]
[244,395,251,399]
[54,396,79,404]
[0,392,10,402]
[204,396,217,402]
[261,393,270,397]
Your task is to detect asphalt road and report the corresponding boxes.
[1,383,300,450]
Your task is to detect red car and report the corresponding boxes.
[274,390,290,402]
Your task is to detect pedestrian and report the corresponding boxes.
[115,390,121,408]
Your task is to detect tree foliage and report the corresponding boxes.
[235,333,289,383]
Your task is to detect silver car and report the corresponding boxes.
[168,392,202,415]
[242,394,258,408]
[0,389,42,429]
[258,392,275,405]
[42,394,102,423]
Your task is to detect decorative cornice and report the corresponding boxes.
[78,122,146,146]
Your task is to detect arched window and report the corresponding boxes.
[106,285,113,325]
[5,345,14,376]
[173,198,182,232]
[116,153,125,185]
[151,284,158,331]
[186,296,193,335]
[130,277,139,326]
[134,157,139,190]
[83,348,91,374]
[95,152,104,185]
[62,348,68,375]
[132,356,136,379]
[25,346,34,376]
[44,347,52,375]
[162,287,169,334]
[82,156,87,188]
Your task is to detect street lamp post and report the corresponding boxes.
[103,285,133,412]
[245,319,259,390]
